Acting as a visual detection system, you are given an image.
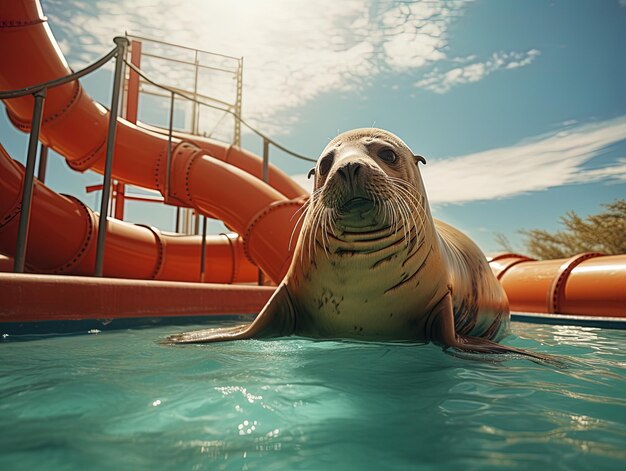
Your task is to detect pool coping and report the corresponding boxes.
[511,312,626,329]
[2,273,625,337]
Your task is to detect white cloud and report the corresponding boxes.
[41,0,470,135]
[423,117,626,203]
[40,0,543,135]
[289,117,626,203]
[415,49,541,93]
[380,3,448,70]
[57,38,71,56]
[579,158,626,182]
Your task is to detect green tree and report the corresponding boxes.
[496,199,626,259]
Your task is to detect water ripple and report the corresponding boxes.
[0,321,625,470]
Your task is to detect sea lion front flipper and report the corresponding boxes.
[164,283,296,344]
[427,292,563,367]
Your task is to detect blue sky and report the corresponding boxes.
[2,0,625,255]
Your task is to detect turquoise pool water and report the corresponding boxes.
[1,320,625,471]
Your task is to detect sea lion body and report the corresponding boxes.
[284,129,508,342]
[289,216,509,342]
[167,129,555,365]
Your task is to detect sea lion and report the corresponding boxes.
[166,129,556,364]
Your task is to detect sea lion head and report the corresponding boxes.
[307,128,427,232]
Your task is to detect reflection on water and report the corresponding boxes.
[0,321,625,470]
[551,325,601,345]
[515,323,602,348]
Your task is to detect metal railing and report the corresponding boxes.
[0,36,314,281]
[124,34,243,146]
[0,37,129,276]
[122,59,316,163]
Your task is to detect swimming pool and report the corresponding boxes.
[1,320,625,470]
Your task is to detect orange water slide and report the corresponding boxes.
[489,253,626,318]
[137,123,309,199]
[0,0,307,283]
[0,143,258,282]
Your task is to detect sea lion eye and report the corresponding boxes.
[378,148,397,163]
[319,152,334,176]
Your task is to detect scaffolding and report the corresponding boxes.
[121,34,245,235]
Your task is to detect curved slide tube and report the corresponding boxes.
[0,143,258,283]
[489,253,626,318]
[0,0,306,283]
[137,123,307,200]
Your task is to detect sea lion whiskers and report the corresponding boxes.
[395,195,414,249]
[323,207,338,257]
[320,207,334,258]
[289,208,308,252]
[288,193,318,251]
[395,193,416,250]
[296,189,316,258]
[375,193,406,242]
[307,193,337,260]
[384,198,402,239]
[309,203,325,260]
[386,176,426,237]
[304,194,321,262]
[308,205,321,261]
[289,194,313,223]
[384,191,408,247]
[373,192,392,231]
[377,190,402,239]
[374,178,416,250]
[396,190,421,249]
[386,175,422,209]
[400,179,428,230]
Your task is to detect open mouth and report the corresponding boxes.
[340,197,372,212]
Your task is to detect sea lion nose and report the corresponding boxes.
[337,161,361,186]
